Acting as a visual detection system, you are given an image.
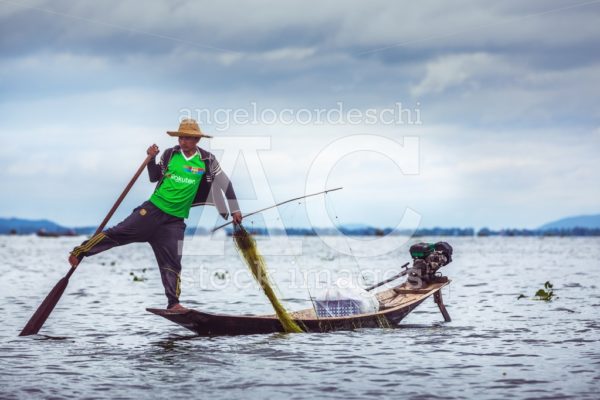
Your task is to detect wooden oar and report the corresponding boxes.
[19,153,154,336]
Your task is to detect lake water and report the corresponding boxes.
[1,235,599,399]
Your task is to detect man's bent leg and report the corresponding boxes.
[70,201,159,264]
[149,217,186,309]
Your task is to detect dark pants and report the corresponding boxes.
[71,201,186,308]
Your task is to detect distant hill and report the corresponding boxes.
[0,217,68,234]
[539,214,600,230]
[0,217,95,235]
[2,215,599,237]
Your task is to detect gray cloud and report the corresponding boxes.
[1,0,599,227]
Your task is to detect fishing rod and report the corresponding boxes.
[212,187,343,232]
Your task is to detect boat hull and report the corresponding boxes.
[147,280,450,336]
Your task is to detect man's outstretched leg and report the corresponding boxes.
[69,202,158,267]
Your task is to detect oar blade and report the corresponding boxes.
[19,154,152,337]
[19,276,70,336]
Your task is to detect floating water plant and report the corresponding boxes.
[129,268,147,282]
[517,281,556,301]
[534,281,555,301]
[214,271,228,280]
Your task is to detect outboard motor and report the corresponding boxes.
[408,242,453,286]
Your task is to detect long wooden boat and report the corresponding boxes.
[147,277,451,336]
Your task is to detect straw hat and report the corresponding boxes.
[167,118,213,138]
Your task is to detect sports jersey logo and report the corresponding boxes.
[183,165,205,175]
[170,174,196,184]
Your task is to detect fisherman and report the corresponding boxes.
[68,119,242,310]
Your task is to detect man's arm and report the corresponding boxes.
[212,158,243,224]
[146,144,163,182]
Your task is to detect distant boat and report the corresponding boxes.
[36,228,77,238]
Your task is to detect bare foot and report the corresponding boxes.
[68,254,81,268]
[167,303,188,311]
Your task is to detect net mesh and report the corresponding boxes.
[233,225,303,333]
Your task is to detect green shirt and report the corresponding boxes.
[150,151,206,218]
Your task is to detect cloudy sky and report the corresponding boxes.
[1,0,599,230]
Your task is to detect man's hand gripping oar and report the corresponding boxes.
[19,150,156,336]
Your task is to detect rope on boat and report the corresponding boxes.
[233,224,303,333]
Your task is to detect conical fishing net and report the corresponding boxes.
[233,225,303,333]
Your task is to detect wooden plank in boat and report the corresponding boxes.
[393,288,433,294]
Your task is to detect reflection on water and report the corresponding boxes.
[1,236,599,399]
